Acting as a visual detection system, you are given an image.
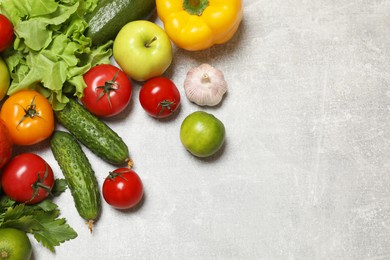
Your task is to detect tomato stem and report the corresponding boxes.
[157,100,175,117]
[26,165,52,204]
[107,171,129,181]
[96,70,121,108]
[16,95,43,128]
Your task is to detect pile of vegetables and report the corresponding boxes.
[0,0,242,258]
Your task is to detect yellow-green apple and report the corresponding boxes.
[0,56,10,101]
[113,20,173,82]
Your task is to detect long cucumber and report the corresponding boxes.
[50,131,101,232]
[55,98,130,166]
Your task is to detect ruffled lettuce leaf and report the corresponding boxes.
[0,0,111,110]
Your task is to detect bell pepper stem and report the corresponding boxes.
[183,0,209,16]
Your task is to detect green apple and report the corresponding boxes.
[113,20,173,82]
[0,56,10,101]
[180,111,225,158]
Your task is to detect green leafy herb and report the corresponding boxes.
[0,0,111,110]
[51,178,68,197]
[0,178,74,252]
[0,197,78,252]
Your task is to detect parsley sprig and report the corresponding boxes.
[0,179,77,252]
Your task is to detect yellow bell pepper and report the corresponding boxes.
[156,0,243,51]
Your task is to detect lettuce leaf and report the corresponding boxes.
[0,0,111,110]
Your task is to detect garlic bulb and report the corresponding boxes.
[183,64,228,106]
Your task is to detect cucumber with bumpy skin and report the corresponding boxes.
[55,98,130,166]
[50,131,101,232]
[86,0,156,46]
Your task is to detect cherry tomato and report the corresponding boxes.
[102,168,143,209]
[139,77,180,118]
[0,90,54,146]
[1,153,55,204]
[0,14,14,52]
[82,64,132,117]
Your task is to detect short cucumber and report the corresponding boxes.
[50,131,101,232]
[86,0,156,46]
[55,98,130,165]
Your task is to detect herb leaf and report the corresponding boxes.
[51,178,68,197]
[0,197,78,252]
[33,217,78,252]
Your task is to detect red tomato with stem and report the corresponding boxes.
[82,64,132,117]
[0,14,14,52]
[139,77,180,118]
[102,168,143,209]
[1,153,55,204]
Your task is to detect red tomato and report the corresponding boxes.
[1,153,54,204]
[0,14,14,52]
[102,168,143,209]
[0,90,54,146]
[139,77,181,118]
[0,118,12,169]
[82,64,132,117]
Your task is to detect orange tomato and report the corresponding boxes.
[0,90,54,145]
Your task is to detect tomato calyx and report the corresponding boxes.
[106,171,129,182]
[16,95,43,128]
[157,100,176,117]
[26,165,52,204]
[96,70,121,108]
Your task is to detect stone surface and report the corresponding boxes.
[31,1,390,259]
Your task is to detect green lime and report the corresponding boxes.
[180,111,225,157]
[0,228,32,260]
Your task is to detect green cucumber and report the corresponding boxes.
[50,131,101,232]
[55,98,130,165]
[86,0,156,46]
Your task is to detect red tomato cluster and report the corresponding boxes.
[82,65,181,120]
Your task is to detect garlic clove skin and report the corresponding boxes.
[183,63,228,106]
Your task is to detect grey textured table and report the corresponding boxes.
[30,0,390,259]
